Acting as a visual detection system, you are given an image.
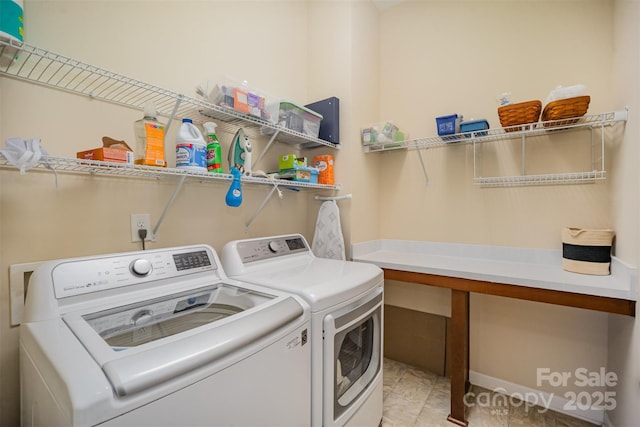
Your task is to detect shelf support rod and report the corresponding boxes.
[164,95,183,136]
[590,126,596,172]
[416,148,430,186]
[600,122,605,174]
[245,185,279,231]
[473,139,478,181]
[521,132,526,176]
[152,174,187,239]
[252,130,279,169]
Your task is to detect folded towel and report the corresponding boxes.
[312,200,345,260]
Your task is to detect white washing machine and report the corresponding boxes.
[20,244,311,427]
[221,234,384,427]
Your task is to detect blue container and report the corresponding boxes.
[436,114,461,136]
[460,119,490,138]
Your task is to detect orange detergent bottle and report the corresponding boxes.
[134,102,166,167]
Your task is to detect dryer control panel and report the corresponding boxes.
[236,235,309,264]
[51,246,217,299]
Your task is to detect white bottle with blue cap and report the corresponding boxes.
[175,118,207,172]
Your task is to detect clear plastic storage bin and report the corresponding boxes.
[267,100,323,138]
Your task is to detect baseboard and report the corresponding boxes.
[469,370,604,426]
[603,412,615,427]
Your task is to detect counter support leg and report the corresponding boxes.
[447,289,469,426]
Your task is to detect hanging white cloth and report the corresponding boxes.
[312,200,346,260]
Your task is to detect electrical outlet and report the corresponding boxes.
[9,261,44,326]
[131,214,154,242]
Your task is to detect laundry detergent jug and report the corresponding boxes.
[175,118,206,172]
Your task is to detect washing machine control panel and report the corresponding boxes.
[52,246,217,299]
[236,235,309,263]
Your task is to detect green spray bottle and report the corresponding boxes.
[204,122,223,173]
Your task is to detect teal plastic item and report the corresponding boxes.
[461,119,490,137]
[228,128,248,172]
[225,167,243,207]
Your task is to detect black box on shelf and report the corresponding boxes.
[304,97,340,146]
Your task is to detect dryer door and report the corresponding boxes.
[323,287,383,425]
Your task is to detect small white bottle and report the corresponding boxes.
[175,118,207,172]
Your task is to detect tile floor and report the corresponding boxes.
[382,358,600,427]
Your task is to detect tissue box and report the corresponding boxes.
[77,137,133,164]
[279,154,307,170]
[278,167,318,184]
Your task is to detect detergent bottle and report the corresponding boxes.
[134,101,166,167]
[204,122,223,174]
[175,118,206,172]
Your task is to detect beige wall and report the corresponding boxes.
[1,0,638,425]
[0,1,366,424]
[377,0,615,247]
[607,1,640,425]
[304,0,382,256]
[374,0,638,420]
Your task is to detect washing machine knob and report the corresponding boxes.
[130,258,152,276]
[268,241,281,253]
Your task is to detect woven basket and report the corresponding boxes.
[541,96,590,128]
[498,100,542,132]
[562,227,614,276]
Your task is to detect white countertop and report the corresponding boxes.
[351,240,637,301]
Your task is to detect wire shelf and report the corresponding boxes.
[0,39,338,149]
[362,110,627,153]
[0,155,339,190]
[474,171,607,187]
[362,109,626,187]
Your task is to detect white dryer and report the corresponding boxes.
[221,234,384,427]
[20,244,311,427]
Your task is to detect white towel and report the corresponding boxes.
[312,200,346,260]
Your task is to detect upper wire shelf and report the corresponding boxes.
[362,109,628,153]
[0,39,338,149]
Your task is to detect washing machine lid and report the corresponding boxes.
[221,234,383,311]
[223,254,383,312]
[76,283,272,349]
[63,281,305,397]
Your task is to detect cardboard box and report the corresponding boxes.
[77,137,134,164]
[279,154,307,170]
[277,167,319,184]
